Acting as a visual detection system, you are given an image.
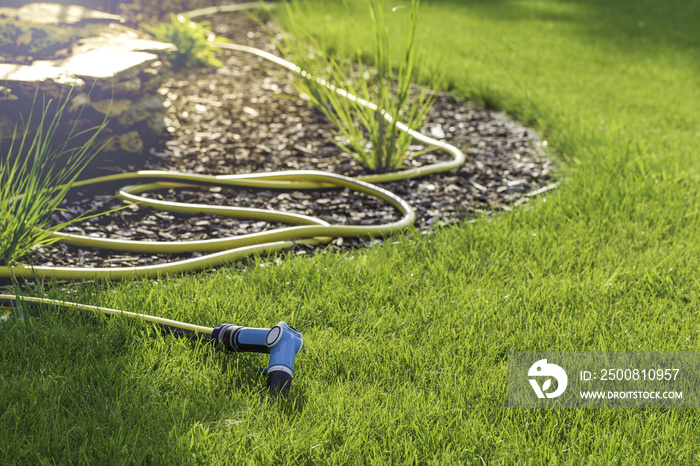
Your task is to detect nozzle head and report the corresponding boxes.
[266,322,303,394]
[267,368,293,395]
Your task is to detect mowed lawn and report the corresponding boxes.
[2,0,700,463]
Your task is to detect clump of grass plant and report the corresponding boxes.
[146,13,229,69]
[280,0,442,174]
[0,91,107,266]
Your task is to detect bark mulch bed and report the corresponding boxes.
[24,10,555,270]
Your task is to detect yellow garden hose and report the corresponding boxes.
[0,3,465,281]
[0,293,214,335]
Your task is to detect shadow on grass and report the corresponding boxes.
[0,300,304,463]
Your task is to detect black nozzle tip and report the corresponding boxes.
[268,370,292,395]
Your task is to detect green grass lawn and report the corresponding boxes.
[2,0,700,463]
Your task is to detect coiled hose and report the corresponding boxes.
[0,2,465,281]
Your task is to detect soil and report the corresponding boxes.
[22,9,555,270]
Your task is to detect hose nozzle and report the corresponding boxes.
[212,321,303,395]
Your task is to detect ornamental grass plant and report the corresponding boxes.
[279,0,442,173]
[146,13,229,69]
[0,91,107,266]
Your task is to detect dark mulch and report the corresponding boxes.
[25,10,555,269]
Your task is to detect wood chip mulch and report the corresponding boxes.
[24,10,555,270]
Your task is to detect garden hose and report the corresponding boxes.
[0,2,466,395]
[0,2,465,281]
[2,170,416,279]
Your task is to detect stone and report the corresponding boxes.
[0,24,171,89]
[115,94,163,127]
[57,48,161,81]
[91,98,131,117]
[141,73,166,94]
[96,77,141,96]
[106,130,143,154]
[68,93,90,112]
[145,112,167,136]
[71,23,176,55]
[0,86,18,101]
[2,3,122,25]
[0,4,174,160]
[0,63,84,98]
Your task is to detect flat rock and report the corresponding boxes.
[0,49,159,96]
[0,8,173,94]
[0,63,84,98]
[0,62,81,85]
[0,3,121,25]
[56,48,161,80]
[71,23,176,56]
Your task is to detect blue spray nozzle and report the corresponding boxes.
[265,322,303,394]
[212,321,303,394]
